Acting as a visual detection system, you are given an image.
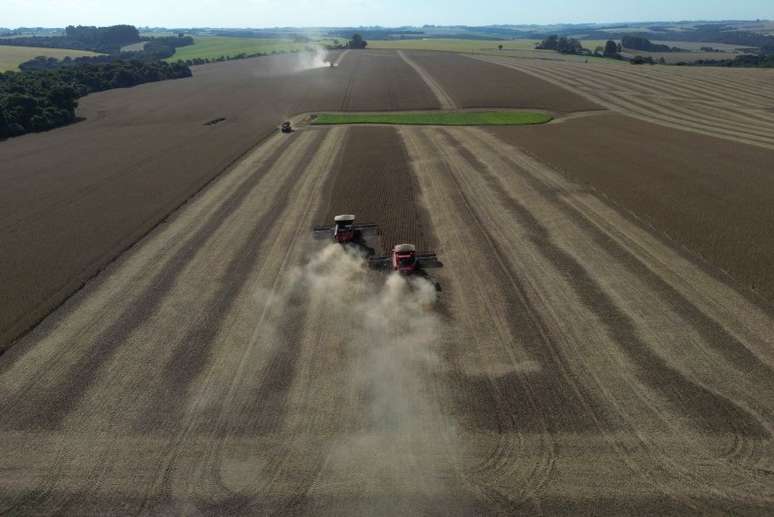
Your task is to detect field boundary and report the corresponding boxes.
[312,110,553,127]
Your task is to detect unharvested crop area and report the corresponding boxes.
[2,48,774,515]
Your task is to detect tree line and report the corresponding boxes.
[0,25,193,59]
[621,35,680,53]
[0,25,140,53]
[0,60,191,139]
[536,35,587,55]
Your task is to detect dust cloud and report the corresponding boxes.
[273,244,455,508]
[292,45,332,72]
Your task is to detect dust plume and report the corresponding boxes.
[280,244,455,510]
[291,45,332,72]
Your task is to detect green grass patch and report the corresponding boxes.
[166,36,331,62]
[312,111,552,126]
[0,45,102,72]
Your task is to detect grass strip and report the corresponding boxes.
[312,111,552,126]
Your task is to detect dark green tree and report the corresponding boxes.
[604,40,619,58]
[348,34,367,49]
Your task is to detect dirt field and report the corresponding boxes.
[474,54,774,150]
[401,51,602,113]
[3,48,774,514]
[0,49,438,351]
[1,122,773,514]
[491,113,774,302]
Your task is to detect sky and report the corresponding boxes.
[3,0,773,28]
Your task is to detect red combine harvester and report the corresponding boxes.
[313,214,378,253]
[368,243,442,275]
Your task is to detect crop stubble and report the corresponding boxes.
[2,49,774,514]
[474,54,774,150]
[0,50,438,351]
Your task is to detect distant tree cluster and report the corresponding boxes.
[596,40,622,59]
[621,35,679,53]
[0,60,191,139]
[0,24,141,53]
[536,35,588,55]
[347,34,368,49]
[630,55,657,65]
[0,24,194,61]
[675,53,774,68]
[15,36,194,72]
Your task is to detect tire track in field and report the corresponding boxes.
[401,127,558,514]
[446,125,774,505]
[0,130,325,514]
[0,133,300,432]
[187,129,350,515]
[415,127,713,512]
[136,127,348,515]
[401,127,715,513]
[552,65,774,138]
[514,61,774,146]
[405,124,774,510]
[472,55,774,150]
[517,59,774,141]
[133,130,328,432]
[397,51,457,110]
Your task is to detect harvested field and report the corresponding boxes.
[1,122,773,514]
[475,54,774,149]
[489,112,774,302]
[402,51,603,113]
[0,49,439,350]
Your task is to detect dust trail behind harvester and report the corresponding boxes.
[292,45,332,72]
[274,244,456,513]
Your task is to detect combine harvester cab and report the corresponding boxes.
[369,243,442,275]
[312,214,379,254]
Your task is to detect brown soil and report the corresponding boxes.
[0,50,439,350]
[404,51,602,113]
[489,112,774,302]
[338,50,440,111]
[2,49,774,515]
[1,125,772,514]
[320,126,435,253]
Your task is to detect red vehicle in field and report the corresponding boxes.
[313,214,378,251]
[368,243,442,274]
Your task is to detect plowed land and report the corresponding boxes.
[2,49,774,515]
[403,50,602,113]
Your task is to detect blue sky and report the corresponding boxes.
[4,0,773,28]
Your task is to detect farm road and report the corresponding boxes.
[1,121,774,514]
